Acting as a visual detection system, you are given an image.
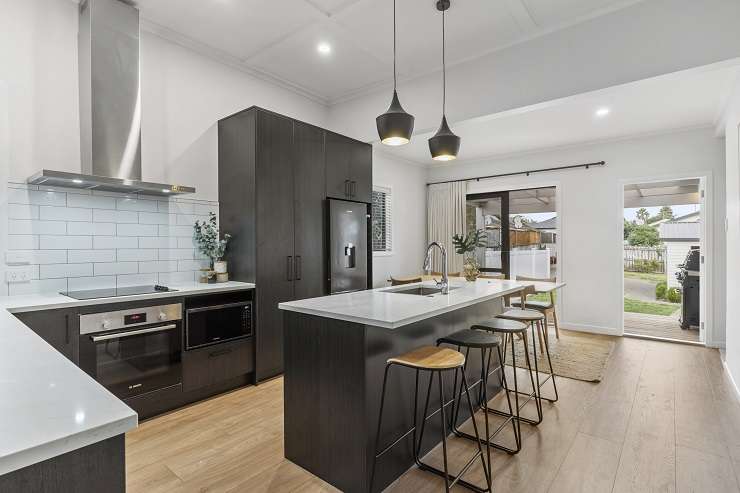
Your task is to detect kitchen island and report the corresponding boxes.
[279,278,529,493]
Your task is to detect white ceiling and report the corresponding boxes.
[379,65,740,166]
[136,0,649,103]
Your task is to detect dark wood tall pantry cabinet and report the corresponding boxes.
[218,107,372,382]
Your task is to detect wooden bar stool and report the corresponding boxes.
[497,307,559,408]
[471,318,541,436]
[435,328,518,461]
[370,346,492,493]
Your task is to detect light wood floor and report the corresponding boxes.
[127,337,740,492]
[624,312,700,343]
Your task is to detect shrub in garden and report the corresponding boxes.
[666,288,681,303]
[655,281,667,300]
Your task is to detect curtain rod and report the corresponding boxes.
[426,160,606,186]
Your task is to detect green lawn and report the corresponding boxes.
[624,271,665,283]
[624,297,679,316]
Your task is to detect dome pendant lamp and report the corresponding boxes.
[429,0,460,161]
[376,0,414,146]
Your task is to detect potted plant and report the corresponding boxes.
[193,212,231,281]
[452,229,487,281]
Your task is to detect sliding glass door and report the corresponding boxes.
[466,192,510,276]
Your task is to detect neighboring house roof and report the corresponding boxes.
[530,217,557,230]
[651,210,700,225]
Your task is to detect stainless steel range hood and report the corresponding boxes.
[27,0,195,197]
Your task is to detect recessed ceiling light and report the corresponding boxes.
[317,42,331,55]
[595,107,611,117]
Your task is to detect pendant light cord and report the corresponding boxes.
[393,0,397,90]
[442,9,446,116]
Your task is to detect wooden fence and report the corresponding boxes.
[623,246,666,273]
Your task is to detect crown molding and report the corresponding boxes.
[140,19,330,107]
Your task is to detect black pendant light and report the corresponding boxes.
[376,0,414,146]
[429,0,460,161]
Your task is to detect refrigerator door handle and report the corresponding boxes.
[287,256,293,281]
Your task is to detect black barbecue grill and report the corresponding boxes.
[675,246,700,330]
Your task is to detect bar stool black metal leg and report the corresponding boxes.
[495,343,521,453]
[540,321,559,403]
[527,323,545,420]
[438,372,451,491]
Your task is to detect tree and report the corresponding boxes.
[628,224,661,247]
[635,208,650,225]
[658,206,674,220]
[623,219,636,240]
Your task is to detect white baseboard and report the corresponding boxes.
[560,322,620,336]
[706,340,726,349]
[721,358,740,401]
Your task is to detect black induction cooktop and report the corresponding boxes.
[61,285,177,300]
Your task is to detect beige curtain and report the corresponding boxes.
[427,181,467,273]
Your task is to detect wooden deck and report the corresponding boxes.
[624,311,700,343]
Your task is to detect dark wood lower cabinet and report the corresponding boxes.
[13,308,79,363]
[183,338,254,392]
[0,435,125,493]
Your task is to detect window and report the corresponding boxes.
[372,186,392,253]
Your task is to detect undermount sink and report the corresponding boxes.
[385,286,459,296]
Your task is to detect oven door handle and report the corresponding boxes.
[91,324,179,342]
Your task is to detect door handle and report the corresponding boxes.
[287,256,293,281]
[209,347,233,358]
[295,255,302,280]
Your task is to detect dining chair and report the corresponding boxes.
[512,276,560,340]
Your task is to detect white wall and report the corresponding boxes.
[0,0,330,202]
[427,127,727,345]
[372,150,427,287]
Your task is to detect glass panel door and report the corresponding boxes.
[466,192,510,276]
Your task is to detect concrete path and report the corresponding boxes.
[624,277,658,301]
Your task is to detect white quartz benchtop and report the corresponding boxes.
[0,281,254,476]
[279,279,532,329]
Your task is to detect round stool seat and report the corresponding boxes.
[387,346,465,370]
[498,308,545,322]
[511,299,552,310]
[472,318,528,333]
[437,328,501,349]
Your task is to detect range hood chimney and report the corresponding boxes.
[27,0,195,196]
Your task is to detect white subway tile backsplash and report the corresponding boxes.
[8,204,39,220]
[9,279,67,296]
[40,235,92,250]
[117,273,158,287]
[159,249,194,260]
[40,263,93,279]
[7,250,67,265]
[8,189,67,207]
[93,209,139,223]
[40,206,93,222]
[68,250,115,263]
[117,223,158,237]
[8,235,39,250]
[139,237,178,249]
[116,197,158,212]
[68,276,115,291]
[178,259,210,271]
[93,236,138,249]
[4,183,221,295]
[94,262,139,276]
[159,225,193,237]
[117,249,157,262]
[139,260,178,273]
[67,222,116,236]
[9,220,66,235]
[139,212,173,225]
[158,271,196,284]
[67,194,117,210]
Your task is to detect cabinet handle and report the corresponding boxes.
[295,256,302,280]
[351,181,356,198]
[65,314,70,345]
[209,347,233,358]
[287,256,293,281]
[344,180,350,197]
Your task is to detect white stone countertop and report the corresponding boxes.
[0,281,254,476]
[279,278,534,329]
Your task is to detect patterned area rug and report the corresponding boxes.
[503,329,616,382]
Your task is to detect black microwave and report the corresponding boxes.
[185,300,252,350]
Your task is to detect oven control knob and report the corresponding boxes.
[158,312,167,321]
[102,320,111,330]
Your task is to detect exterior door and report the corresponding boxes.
[466,192,510,278]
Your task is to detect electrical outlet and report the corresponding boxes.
[6,268,33,283]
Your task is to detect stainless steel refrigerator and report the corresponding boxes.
[328,198,369,294]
